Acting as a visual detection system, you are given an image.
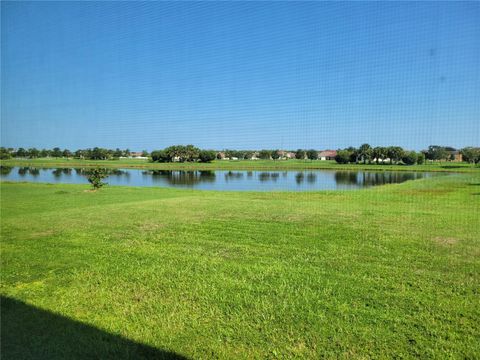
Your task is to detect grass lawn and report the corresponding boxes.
[2,157,479,173]
[1,174,479,358]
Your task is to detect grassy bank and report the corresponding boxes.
[2,157,479,172]
[1,175,479,358]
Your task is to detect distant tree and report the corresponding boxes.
[243,151,254,160]
[151,150,169,163]
[346,147,358,163]
[335,150,351,164]
[16,147,27,158]
[358,144,372,164]
[258,150,271,160]
[39,149,51,157]
[387,146,404,165]
[372,146,386,164]
[142,150,149,157]
[51,147,62,157]
[27,148,40,158]
[0,147,11,159]
[295,149,306,160]
[402,151,418,165]
[425,145,449,162]
[461,147,480,164]
[271,150,281,160]
[113,148,123,158]
[90,147,110,160]
[62,149,72,158]
[417,152,425,165]
[162,145,200,162]
[198,150,217,163]
[74,149,85,159]
[87,168,109,190]
[306,149,318,160]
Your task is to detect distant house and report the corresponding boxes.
[450,150,463,162]
[276,151,296,160]
[318,150,337,161]
[217,152,228,160]
[129,151,148,160]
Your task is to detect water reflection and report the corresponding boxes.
[0,166,13,176]
[258,172,281,182]
[295,172,304,184]
[0,167,441,191]
[335,171,358,185]
[144,170,216,186]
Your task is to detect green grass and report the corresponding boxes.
[3,157,479,173]
[1,175,479,358]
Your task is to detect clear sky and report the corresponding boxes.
[1,1,479,151]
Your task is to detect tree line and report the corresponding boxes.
[1,144,479,164]
[151,145,216,163]
[335,144,479,165]
[0,147,148,160]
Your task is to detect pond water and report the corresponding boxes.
[0,166,443,191]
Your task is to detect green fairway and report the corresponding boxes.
[3,157,478,173]
[1,175,479,358]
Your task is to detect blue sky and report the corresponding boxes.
[1,1,479,151]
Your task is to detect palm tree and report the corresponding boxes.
[359,143,372,164]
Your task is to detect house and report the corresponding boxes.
[450,150,463,162]
[216,152,229,160]
[129,151,148,160]
[318,150,337,161]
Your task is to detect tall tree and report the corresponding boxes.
[27,148,40,158]
[16,148,27,157]
[306,149,318,160]
[295,149,306,160]
[258,150,272,160]
[52,147,62,158]
[372,146,386,164]
[358,144,372,164]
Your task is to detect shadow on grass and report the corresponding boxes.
[1,296,188,360]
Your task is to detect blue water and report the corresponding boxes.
[0,166,441,191]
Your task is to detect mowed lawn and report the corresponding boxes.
[1,174,479,359]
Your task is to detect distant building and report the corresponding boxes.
[318,150,337,161]
[450,150,463,162]
[129,151,148,160]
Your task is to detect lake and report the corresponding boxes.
[0,166,444,191]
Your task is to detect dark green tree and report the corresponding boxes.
[334,150,351,164]
[306,149,318,160]
[417,152,425,165]
[0,147,12,159]
[271,150,281,160]
[425,145,449,162]
[461,147,480,164]
[16,148,27,157]
[358,144,372,164]
[198,150,217,163]
[295,149,306,160]
[258,150,272,160]
[402,151,418,165]
[52,147,62,158]
[27,148,40,158]
[87,168,109,190]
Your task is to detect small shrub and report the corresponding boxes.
[87,168,109,190]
